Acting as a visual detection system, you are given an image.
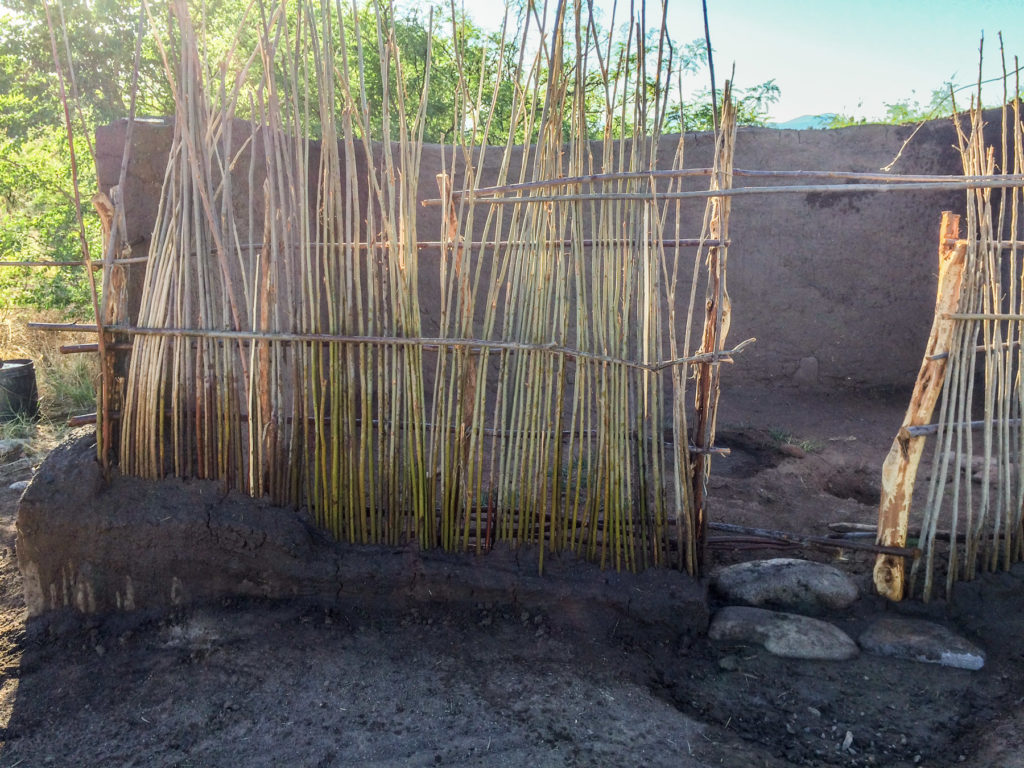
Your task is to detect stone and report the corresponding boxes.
[717,654,740,671]
[711,558,860,612]
[709,606,859,660]
[0,439,26,462]
[8,480,29,492]
[858,617,985,670]
[0,457,32,483]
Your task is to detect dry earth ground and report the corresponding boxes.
[0,389,1023,767]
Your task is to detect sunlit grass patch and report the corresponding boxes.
[0,309,97,456]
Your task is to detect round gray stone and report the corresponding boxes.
[709,605,859,660]
[711,557,860,612]
[858,617,985,670]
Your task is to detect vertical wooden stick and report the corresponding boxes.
[690,92,735,574]
[874,211,967,600]
[92,190,119,473]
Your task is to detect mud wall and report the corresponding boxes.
[95,117,967,390]
[17,431,707,639]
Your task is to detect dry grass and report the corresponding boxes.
[0,309,97,456]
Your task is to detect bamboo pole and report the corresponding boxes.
[874,212,967,600]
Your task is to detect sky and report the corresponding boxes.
[466,0,1024,123]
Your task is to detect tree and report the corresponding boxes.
[0,125,95,310]
[0,0,782,315]
[669,77,781,132]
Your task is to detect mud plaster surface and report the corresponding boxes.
[95,116,968,390]
[1,388,1024,766]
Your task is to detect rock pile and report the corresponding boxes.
[708,557,985,669]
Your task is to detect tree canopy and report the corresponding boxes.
[0,0,781,313]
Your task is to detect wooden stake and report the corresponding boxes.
[873,211,967,600]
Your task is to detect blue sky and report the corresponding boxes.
[466,0,1024,122]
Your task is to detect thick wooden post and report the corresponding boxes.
[92,190,120,475]
[873,212,966,600]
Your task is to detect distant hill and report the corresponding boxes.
[769,114,838,130]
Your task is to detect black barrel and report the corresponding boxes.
[0,359,39,421]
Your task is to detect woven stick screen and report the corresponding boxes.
[910,86,1024,599]
[112,0,737,575]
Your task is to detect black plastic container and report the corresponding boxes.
[0,359,39,421]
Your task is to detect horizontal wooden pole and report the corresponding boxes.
[943,238,1024,249]
[947,312,1024,321]
[106,324,756,373]
[710,522,920,558]
[929,337,1024,361]
[203,238,728,253]
[59,342,132,354]
[905,418,1023,437]
[36,321,751,372]
[431,177,1024,207]
[706,536,797,551]
[27,322,99,333]
[828,522,969,544]
[0,260,95,268]
[59,343,98,354]
[73,410,729,456]
[422,169,1024,206]
[0,256,148,269]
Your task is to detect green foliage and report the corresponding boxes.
[0,0,784,316]
[0,0,172,124]
[880,81,959,124]
[670,77,781,132]
[337,3,511,143]
[0,412,35,442]
[826,80,961,128]
[0,4,106,314]
[0,125,96,312]
[0,311,98,449]
[574,25,781,136]
[41,353,96,415]
[824,113,866,129]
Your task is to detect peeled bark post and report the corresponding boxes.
[873,212,966,600]
[690,203,728,573]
